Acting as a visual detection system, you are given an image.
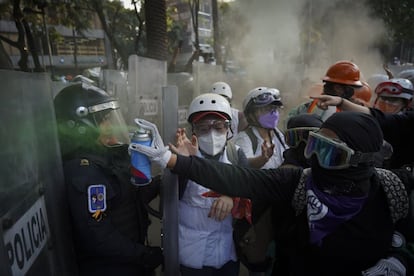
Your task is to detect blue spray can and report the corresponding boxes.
[130,127,152,186]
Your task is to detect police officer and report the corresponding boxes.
[53,83,163,275]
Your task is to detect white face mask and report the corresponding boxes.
[198,130,227,156]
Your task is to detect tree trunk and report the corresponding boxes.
[211,0,221,65]
[0,41,13,69]
[22,18,42,71]
[90,0,128,69]
[144,0,167,61]
[13,0,29,71]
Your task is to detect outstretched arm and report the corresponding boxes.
[311,95,371,114]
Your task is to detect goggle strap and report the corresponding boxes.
[349,151,377,166]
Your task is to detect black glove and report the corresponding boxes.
[142,246,164,272]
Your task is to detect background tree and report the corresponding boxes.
[89,0,130,69]
[0,0,42,71]
[183,0,200,72]
[366,0,414,63]
[132,0,146,56]
[0,0,92,72]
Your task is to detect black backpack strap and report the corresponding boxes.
[226,141,239,165]
[245,127,258,153]
[375,168,409,223]
[292,168,311,216]
[273,128,287,150]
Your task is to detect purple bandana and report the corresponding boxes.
[306,178,367,246]
[258,110,279,129]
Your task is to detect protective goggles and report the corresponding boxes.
[284,127,319,148]
[192,119,230,136]
[375,81,413,96]
[304,131,375,169]
[252,92,282,106]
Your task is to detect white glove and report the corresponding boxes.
[362,257,406,276]
[128,118,172,168]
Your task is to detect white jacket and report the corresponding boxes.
[234,126,287,169]
[178,148,238,269]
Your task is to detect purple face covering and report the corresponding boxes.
[306,178,367,246]
[258,110,279,129]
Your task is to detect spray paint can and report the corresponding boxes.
[130,127,152,186]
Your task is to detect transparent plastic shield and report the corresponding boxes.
[94,107,131,147]
[0,71,54,217]
[0,70,78,275]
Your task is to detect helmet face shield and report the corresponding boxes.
[93,103,130,147]
[284,127,319,148]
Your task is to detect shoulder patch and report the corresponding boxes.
[87,184,107,213]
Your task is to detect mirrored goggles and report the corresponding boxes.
[192,119,230,136]
[304,131,375,169]
[284,127,319,148]
[252,92,282,106]
[375,81,412,96]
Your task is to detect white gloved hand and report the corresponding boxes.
[361,256,406,276]
[129,118,172,168]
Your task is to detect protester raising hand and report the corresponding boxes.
[169,128,198,156]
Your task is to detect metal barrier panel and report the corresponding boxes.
[161,86,179,275]
[126,55,167,129]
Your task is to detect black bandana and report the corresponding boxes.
[311,112,383,196]
[284,114,323,168]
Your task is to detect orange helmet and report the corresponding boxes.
[322,60,363,86]
[352,81,372,104]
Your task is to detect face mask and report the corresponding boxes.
[258,110,279,129]
[198,130,227,156]
[374,98,404,114]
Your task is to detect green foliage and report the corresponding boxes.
[366,0,414,42]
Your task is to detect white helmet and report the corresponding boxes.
[242,86,283,113]
[397,69,414,83]
[375,78,414,100]
[210,81,232,100]
[188,93,232,123]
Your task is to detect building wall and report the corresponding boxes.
[0,13,108,72]
[166,0,214,65]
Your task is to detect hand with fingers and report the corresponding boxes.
[208,195,234,221]
[261,141,275,162]
[169,128,198,156]
[128,118,172,168]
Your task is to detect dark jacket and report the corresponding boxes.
[370,108,414,168]
[63,151,155,275]
[172,154,414,276]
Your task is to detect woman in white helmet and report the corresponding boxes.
[232,87,288,275]
[210,81,248,137]
[235,87,288,170]
[176,93,249,276]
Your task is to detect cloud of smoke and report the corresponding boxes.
[226,0,386,109]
